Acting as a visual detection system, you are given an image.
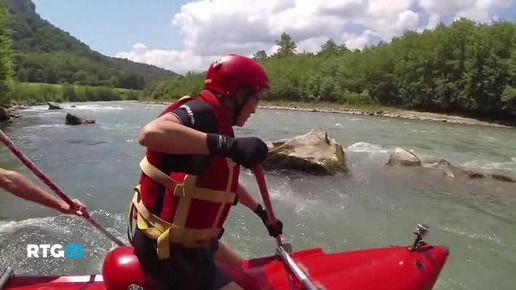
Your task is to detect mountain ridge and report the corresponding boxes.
[2,0,177,89]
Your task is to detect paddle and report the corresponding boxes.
[252,164,284,247]
[252,164,319,290]
[0,129,126,246]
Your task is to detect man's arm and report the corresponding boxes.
[235,182,283,237]
[234,182,260,211]
[0,168,86,216]
[139,111,269,170]
[138,113,211,155]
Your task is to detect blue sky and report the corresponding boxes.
[31,0,516,74]
[32,0,188,56]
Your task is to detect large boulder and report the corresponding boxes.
[0,107,11,123]
[65,113,95,125]
[48,102,62,110]
[263,128,349,175]
[386,147,421,167]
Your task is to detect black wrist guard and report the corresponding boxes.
[254,203,268,222]
[206,133,228,155]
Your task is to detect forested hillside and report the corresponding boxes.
[148,19,516,121]
[1,0,176,90]
[0,0,12,105]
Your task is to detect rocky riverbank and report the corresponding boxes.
[0,105,26,123]
[259,105,515,129]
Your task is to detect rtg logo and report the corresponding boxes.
[26,244,83,259]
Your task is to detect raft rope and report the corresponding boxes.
[0,129,126,246]
[253,165,319,290]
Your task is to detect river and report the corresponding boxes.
[1,101,515,289]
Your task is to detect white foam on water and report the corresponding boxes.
[0,216,56,234]
[0,211,126,276]
[346,142,390,154]
[40,111,64,115]
[28,124,64,129]
[411,129,434,133]
[439,225,505,246]
[17,106,48,112]
[462,159,516,171]
[70,104,124,111]
[100,124,141,131]
[267,179,325,215]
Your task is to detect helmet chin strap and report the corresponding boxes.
[233,101,244,125]
[232,92,254,125]
[213,92,240,126]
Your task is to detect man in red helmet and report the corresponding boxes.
[129,54,283,290]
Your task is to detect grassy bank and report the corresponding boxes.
[8,82,143,106]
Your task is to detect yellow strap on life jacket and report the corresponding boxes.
[128,156,236,260]
[129,185,222,259]
[139,157,236,204]
[178,95,193,102]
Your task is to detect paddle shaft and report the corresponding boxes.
[253,165,319,290]
[252,164,283,246]
[276,245,319,290]
[0,129,125,246]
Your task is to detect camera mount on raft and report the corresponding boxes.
[408,224,429,251]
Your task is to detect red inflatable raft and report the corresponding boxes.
[1,225,448,290]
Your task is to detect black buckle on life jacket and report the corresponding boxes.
[232,194,239,206]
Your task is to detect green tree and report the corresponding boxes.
[320,39,338,56]
[0,1,13,105]
[274,32,297,58]
[253,50,268,62]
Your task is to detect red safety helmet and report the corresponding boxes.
[204,54,269,97]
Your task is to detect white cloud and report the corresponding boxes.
[344,30,372,51]
[115,44,210,73]
[425,13,442,29]
[115,0,514,74]
[418,0,511,22]
[454,0,512,21]
[397,10,420,31]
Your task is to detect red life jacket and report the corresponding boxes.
[128,90,240,259]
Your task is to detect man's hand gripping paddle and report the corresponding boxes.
[0,129,125,246]
[252,165,319,290]
[252,164,291,252]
